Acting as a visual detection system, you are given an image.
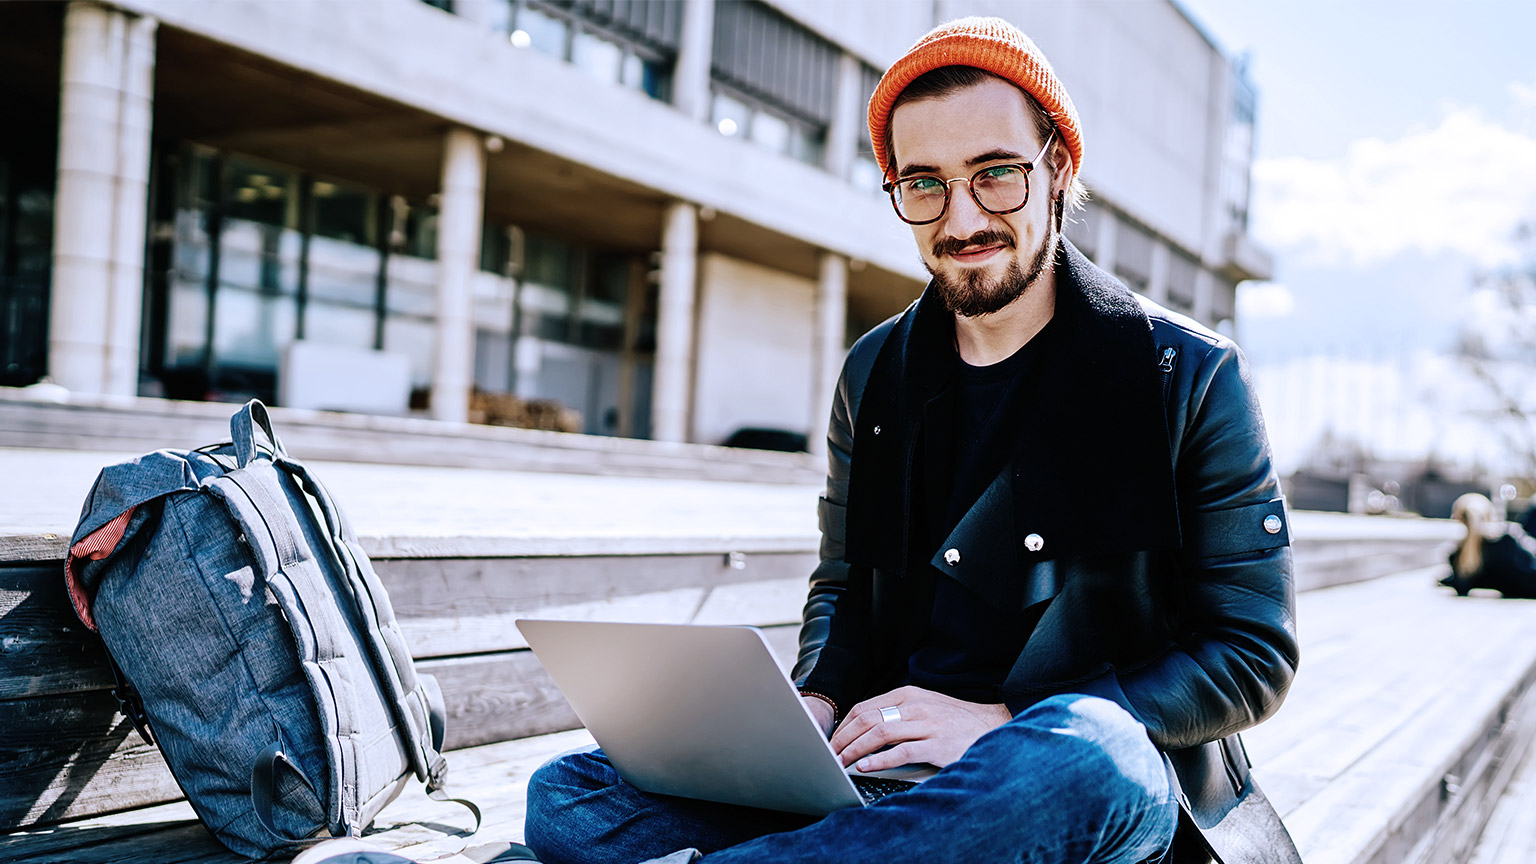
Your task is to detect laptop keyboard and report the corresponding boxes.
[851,775,919,805]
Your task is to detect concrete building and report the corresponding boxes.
[0,0,1270,448]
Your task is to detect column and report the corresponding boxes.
[1147,239,1171,304]
[48,1,156,398]
[822,53,862,180]
[672,0,716,123]
[651,201,698,443]
[810,253,848,457]
[431,127,486,423]
[1094,207,1117,278]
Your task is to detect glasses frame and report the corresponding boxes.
[883,132,1056,226]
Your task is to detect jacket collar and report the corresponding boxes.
[844,238,1182,594]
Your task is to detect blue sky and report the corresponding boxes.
[1172,0,1536,474]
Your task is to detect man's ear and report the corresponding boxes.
[1049,140,1073,197]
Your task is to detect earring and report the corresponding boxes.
[1054,190,1065,232]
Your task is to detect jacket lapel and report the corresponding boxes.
[843,238,1181,588]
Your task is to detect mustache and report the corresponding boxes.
[932,230,1015,259]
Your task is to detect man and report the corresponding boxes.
[525,16,1299,864]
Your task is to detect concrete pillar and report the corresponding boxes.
[651,201,698,443]
[823,52,862,179]
[1094,207,1117,278]
[431,127,486,423]
[1193,267,1215,327]
[810,252,848,457]
[48,1,156,398]
[673,0,716,123]
[1147,239,1171,304]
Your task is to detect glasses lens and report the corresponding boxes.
[894,176,948,223]
[972,165,1029,213]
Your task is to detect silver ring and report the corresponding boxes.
[879,706,901,723]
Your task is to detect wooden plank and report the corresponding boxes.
[1469,710,1536,864]
[0,730,598,864]
[0,553,814,701]
[0,689,178,830]
[377,553,815,656]
[1255,588,1536,864]
[0,562,114,698]
[428,622,806,750]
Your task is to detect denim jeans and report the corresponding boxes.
[524,694,1179,864]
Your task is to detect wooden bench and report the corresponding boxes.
[13,560,1536,864]
[2,438,1512,863]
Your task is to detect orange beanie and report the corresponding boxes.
[868,16,1083,182]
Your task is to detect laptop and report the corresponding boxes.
[515,619,935,815]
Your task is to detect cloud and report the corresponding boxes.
[1236,281,1295,319]
[1251,103,1536,268]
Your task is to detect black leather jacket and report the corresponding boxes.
[792,240,1300,863]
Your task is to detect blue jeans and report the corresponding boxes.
[524,694,1179,864]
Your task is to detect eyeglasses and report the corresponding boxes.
[883,133,1055,225]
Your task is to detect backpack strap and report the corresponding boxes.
[277,456,481,833]
[209,465,365,836]
[250,741,326,845]
[279,462,438,764]
[231,399,287,467]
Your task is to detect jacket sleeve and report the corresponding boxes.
[791,324,889,719]
[1108,337,1300,750]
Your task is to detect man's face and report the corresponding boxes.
[889,77,1064,318]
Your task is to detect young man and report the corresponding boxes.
[525,17,1300,864]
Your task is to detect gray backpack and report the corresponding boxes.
[65,400,477,858]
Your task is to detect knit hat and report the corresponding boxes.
[868,17,1083,182]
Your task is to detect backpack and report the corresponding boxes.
[64,400,477,858]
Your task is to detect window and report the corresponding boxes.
[1113,218,1154,293]
[1222,64,1258,233]
[211,156,302,383]
[384,195,439,388]
[305,178,380,352]
[509,0,680,102]
[1168,250,1200,311]
[851,61,883,190]
[709,0,835,167]
[0,146,56,386]
[470,225,655,436]
[157,146,435,403]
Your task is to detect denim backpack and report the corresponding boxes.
[65,401,477,858]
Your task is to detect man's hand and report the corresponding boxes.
[830,686,1012,772]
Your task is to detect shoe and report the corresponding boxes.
[462,841,542,862]
[1439,572,1472,597]
[290,838,542,864]
[291,838,414,864]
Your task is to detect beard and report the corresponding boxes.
[926,224,1057,318]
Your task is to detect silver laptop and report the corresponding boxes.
[515,619,933,815]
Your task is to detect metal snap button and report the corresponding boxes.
[1024,533,1044,552]
[1263,514,1283,535]
[873,425,882,435]
[944,548,960,566]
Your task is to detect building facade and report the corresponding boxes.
[0,0,1270,448]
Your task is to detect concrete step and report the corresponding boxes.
[0,390,823,486]
[1468,702,1536,864]
[1244,570,1536,864]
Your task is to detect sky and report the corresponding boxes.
[1172,0,1536,478]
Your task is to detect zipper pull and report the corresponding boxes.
[1158,346,1178,373]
